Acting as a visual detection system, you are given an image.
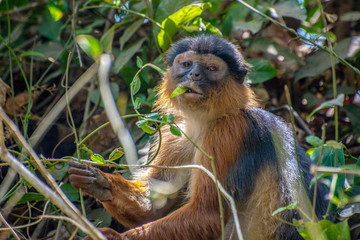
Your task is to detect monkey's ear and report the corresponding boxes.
[220,46,250,83]
[234,67,248,84]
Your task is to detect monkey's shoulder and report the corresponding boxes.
[227,107,303,201]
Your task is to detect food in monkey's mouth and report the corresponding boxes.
[170,84,203,99]
[170,84,188,98]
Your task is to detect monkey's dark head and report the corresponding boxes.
[166,35,248,82]
[161,35,252,114]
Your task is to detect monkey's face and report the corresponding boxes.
[170,51,230,108]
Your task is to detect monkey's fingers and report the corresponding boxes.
[68,160,91,169]
[68,166,95,177]
[68,175,96,190]
[68,165,112,189]
[68,175,113,200]
[84,227,123,240]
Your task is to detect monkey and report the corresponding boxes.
[68,34,330,240]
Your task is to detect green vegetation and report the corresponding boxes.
[0,0,359,239]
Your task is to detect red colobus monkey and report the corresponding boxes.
[68,35,329,240]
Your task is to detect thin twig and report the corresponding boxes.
[0,212,20,240]
[311,165,360,176]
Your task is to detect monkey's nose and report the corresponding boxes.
[190,72,201,81]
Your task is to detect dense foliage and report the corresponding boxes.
[0,0,359,239]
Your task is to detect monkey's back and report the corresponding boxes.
[226,107,329,240]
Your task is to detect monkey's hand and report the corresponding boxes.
[84,228,123,240]
[68,160,113,201]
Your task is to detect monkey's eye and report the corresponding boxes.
[181,61,192,68]
[207,65,218,71]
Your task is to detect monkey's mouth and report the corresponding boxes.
[185,88,200,94]
[181,84,203,100]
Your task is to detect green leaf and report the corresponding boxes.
[131,75,141,95]
[310,147,345,198]
[90,153,105,164]
[303,92,324,108]
[307,94,344,121]
[20,51,46,58]
[51,162,69,181]
[161,114,168,126]
[247,59,278,83]
[48,4,63,21]
[309,172,331,189]
[167,114,175,124]
[136,119,148,128]
[310,146,345,167]
[134,97,142,110]
[136,56,144,68]
[328,31,337,43]
[76,34,102,60]
[75,20,105,35]
[170,125,182,136]
[145,113,160,121]
[81,144,93,154]
[251,38,300,63]
[157,3,210,50]
[272,202,297,216]
[142,124,157,134]
[155,0,193,23]
[306,136,322,147]
[203,21,222,36]
[88,208,112,228]
[39,10,62,41]
[295,37,357,81]
[136,119,156,134]
[343,105,360,134]
[120,19,144,50]
[325,140,341,149]
[60,184,79,202]
[233,17,263,34]
[33,42,63,60]
[272,0,306,21]
[298,220,350,240]
[222,2,253,36]
[355,157,360,185]
[109,147,124,161]
[181,17,222,36]
[100,26,115,53]
[0,0,28,11]
[17,192,46,205]
[113,37,146,73]
[170,85,188,98]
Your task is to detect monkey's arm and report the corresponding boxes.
[68,160,154,227]
[68,128,194,228]
[84,169,226,240]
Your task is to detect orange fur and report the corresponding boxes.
[99,173,151,228]
[237,165,282,240]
